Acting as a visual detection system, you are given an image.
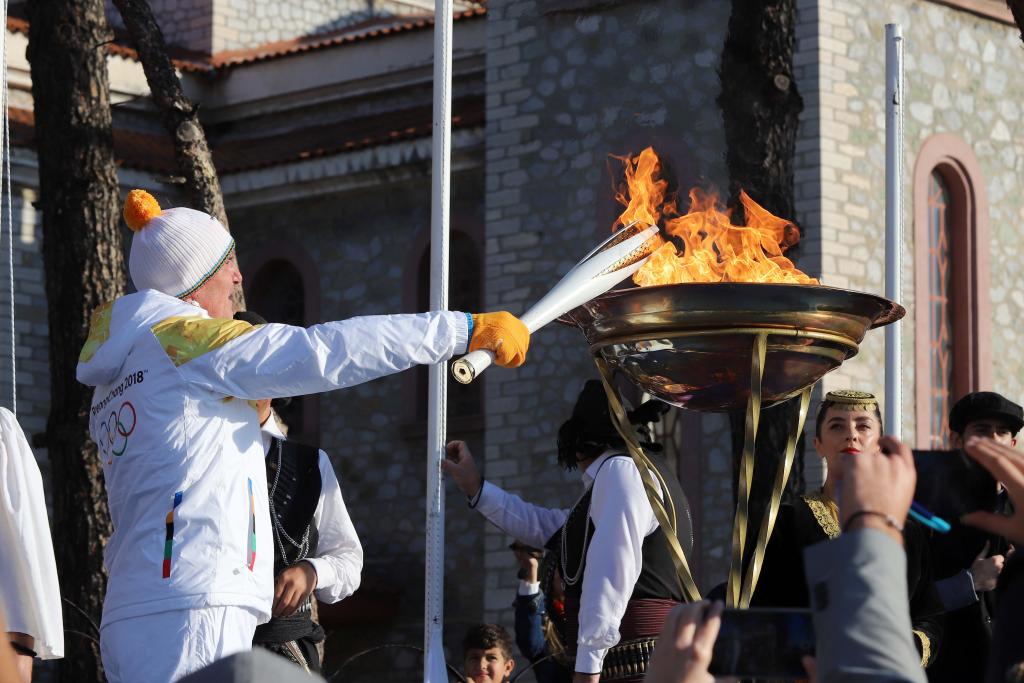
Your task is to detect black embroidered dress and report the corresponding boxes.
[753,493,944,668]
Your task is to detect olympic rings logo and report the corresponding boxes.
[99,401,136,458]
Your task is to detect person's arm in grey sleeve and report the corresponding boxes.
[933,569,978,611]
[803,528,927,683]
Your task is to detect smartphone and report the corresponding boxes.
[913,449,998,519]
[708,607,814,680]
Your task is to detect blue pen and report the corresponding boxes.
[909,501,951,533]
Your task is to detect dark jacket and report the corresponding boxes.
[754,494,944,667]
[928,492,1013,683]
[512,590,571,683]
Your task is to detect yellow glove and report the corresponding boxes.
[469,312,530,368]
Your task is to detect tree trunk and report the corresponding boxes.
[716,0,806,566]
[1008,1,1024,44]
[110,0,228,229]
[26,1,127,680]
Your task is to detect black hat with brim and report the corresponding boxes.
[948,391,1024,435]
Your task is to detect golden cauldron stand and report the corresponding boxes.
[565,283,905,608]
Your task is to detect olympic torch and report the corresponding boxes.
[451,222,661,384]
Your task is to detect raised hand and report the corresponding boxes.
[442,440,483,498]
[961,437,1024,546]
[970,541,1005,592]
[834,435,916,544]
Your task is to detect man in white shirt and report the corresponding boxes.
[251,399,361,673]
[444,380,691,682]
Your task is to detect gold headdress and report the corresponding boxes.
[824,389,879,412]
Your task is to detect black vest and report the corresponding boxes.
[253,438,325,647]
[265,437,322,575]
[550,452,693,603]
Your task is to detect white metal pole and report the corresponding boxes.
[885,24,904,440]
[425,0,454,681]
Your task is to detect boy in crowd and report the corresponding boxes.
[463,624,516,683]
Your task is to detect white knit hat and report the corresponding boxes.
[124,190,235,298]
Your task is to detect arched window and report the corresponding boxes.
[245,247,322,444]
[925,172,953,445]
[248,259,305,326]
[913,135,991,448]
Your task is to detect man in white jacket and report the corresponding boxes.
[76,190,529,683]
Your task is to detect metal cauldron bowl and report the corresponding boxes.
[564,283,904,412]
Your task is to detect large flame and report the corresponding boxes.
[613,147,818,286]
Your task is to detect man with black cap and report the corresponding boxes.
[444,380,692,683]
[927,391,1022,683]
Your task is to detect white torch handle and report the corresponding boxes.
[451,225,658,384]
[451,349,495,384]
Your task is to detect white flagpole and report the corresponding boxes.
[425,0,454,680]
[884,24,904,439]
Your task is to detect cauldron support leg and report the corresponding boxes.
[595,358,702,602]
[738,385,813,607]
[726,333,767,607]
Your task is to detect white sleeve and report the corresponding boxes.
[575,458,658,674]
[173,311,469,399]
[473,480,569,549]
[306,451,363,604]
[0,409,64,659]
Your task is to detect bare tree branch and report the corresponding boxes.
[110,0,229,230]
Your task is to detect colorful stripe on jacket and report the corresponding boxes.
[247,478,256,571]
[162,491,183,578]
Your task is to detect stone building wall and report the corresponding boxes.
[106,0,214,55]
[794,0,1024,445]
[211,0,381,53]
[107,0,455,55]
[0,180,51,484]
[481,0,735,627]
[790,0,829,489]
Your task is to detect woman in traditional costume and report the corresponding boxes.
[753,390,944,667]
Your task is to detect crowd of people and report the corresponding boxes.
[0,189,1022,683]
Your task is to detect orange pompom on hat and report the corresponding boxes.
[124,189,235,299]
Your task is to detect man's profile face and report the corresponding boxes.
[189,252,242,319]
[952,419,1017,448]
[463,647,514,683]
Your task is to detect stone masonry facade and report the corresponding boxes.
[793,0,1024,450]
[0,179,50,484]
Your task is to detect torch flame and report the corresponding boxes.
[613,147,818,286]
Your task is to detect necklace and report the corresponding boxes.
[559,488,593,587]
[268,440,311,566]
